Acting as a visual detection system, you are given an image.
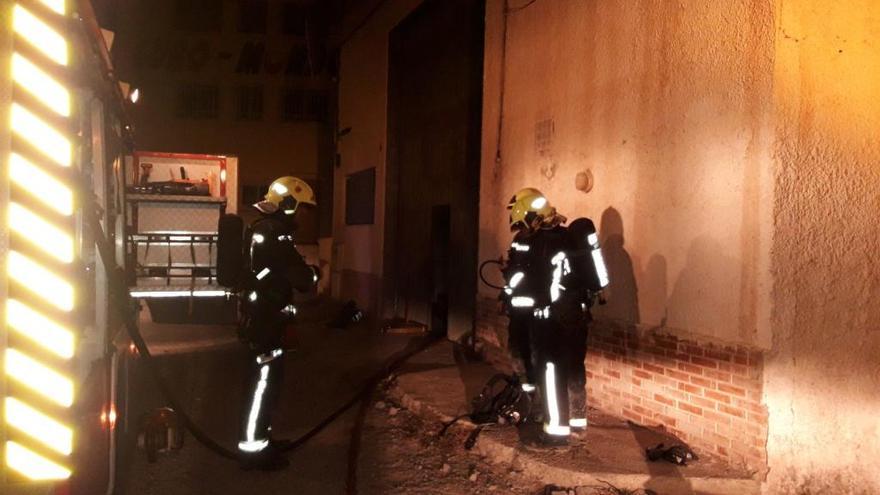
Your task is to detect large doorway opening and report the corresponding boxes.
[383,0,485,341]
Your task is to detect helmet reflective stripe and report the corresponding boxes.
[271,182,289,195]
[507,187,544,209]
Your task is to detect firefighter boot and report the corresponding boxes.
[239,446,290,471]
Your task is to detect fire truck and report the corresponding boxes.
[123,151,239,323]
[0,0,155,493]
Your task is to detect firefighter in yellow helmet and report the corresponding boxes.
[504,188,608,447]
[500,188,553,393]
[238,176,319,470]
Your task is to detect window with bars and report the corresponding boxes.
[234,86,264,121]
[238,0,268,34]
[174,0,222,32]
[175,84,220,119]
[280,89,327,122]
[281,3,307,36]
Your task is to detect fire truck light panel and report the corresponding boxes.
[5,349,74,408]
[10,103,71,167]
[4,0,76,483]
[12,4,68,65]
[5,397,73,455]
[9,152,74,215]
[11,53,70,116]
[6,441,71,481]
[9,202,74,262]
[7,299,75,359]
[8,251,74,311]
[37,0,66,15]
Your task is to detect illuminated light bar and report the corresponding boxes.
[5,397,73,455]
[9,202,74,263]
[10,103,71,167]
[6,441,71,481]
[9,153,73,216]
[38,0,66,15]
[8,251,74,311]
[12,5,68,66]
[5,349,74,407]
[129,289,229,298]
[7,299,74,359]
[12,53,70,116]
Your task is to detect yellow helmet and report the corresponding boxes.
[507,187,543,209]
[509,189,555,231]
[256,176,316,215]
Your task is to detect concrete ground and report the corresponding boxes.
[391,343,759,495]
[116,298,757,495]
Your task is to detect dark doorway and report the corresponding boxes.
[384,0,484,341]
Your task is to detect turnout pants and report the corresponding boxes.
[508,312,535,387]
[529,310,589,437]
[239,347,285,454]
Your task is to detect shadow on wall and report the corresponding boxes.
[667,236,738,341]
[597,207,640,325]
[592,208,696,492]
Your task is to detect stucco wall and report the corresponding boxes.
[480,0,776,348]
[764,1,880,492]
[334,0,423,310]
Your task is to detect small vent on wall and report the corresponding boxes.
[535,118,554,156]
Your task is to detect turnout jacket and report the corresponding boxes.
[242,212,316,351]
[504,224,596,320]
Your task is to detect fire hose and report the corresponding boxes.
[84,203,441,462]
[479,259,506,290]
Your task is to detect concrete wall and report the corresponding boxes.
[479,0,880,490]
[334,0,423,312]
[478,0,778,472]
[764,1,880,492]
[480,0,776,348]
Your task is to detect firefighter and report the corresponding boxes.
[501,188,544,392]
[237,176,319,470]
[508,190,605,446]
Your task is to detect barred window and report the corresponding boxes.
[280,89,327,122]
[281,3,307,36]
[238,0,268,34]
[174,0,222,32]
[176,84,219,119]
[234,86,263,121]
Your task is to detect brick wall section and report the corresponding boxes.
[475,296,769,474]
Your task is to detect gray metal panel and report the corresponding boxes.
[135,202,222,233]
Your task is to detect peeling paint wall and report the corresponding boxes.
[480,0,776,348]
[765,1,880,492]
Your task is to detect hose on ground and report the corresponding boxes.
[84,203,440,462]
